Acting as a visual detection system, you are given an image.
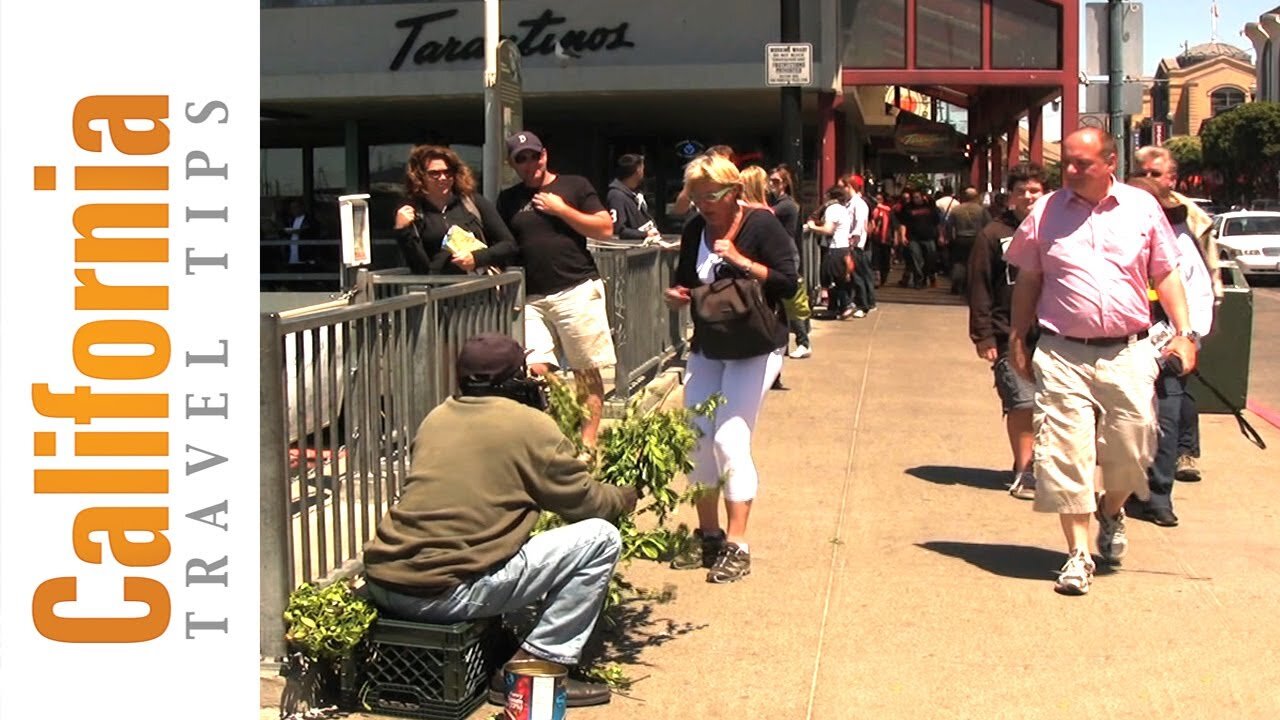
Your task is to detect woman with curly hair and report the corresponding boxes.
[394,145,517,274]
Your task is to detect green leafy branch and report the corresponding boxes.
[540,383,722,686]
[283,581,378,664]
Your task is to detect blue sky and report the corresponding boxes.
[1138,0,1268,75]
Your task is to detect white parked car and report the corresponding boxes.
[1211,211,1280,277]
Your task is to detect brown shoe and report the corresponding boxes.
[1175,455,1201,482]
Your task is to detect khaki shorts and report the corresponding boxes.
[524,278,617,371]
[1031,333,1159,514]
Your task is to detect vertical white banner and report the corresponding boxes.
[0,2,260,718]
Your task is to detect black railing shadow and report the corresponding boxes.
[906,465,1009,491]
[917,541,1069,581]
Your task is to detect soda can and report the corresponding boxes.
[503,659,567,720]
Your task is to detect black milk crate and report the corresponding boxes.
[345,616,503,720]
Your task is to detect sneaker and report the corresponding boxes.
[670,528,725,570]
[1054,548,1095,595]
[1009,471,1036,501]
[838,307,855,320]
[706,542,751,583]
[1095,507,1128,564]
[852,309,867,318]
[788,345,812,359]
[1175,455,1201,482]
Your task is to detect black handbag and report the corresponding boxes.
[690,273,782,360]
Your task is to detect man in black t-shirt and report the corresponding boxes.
[895,189,943,289]
[497,131,617,448]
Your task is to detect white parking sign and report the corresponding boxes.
[766,43,812,87]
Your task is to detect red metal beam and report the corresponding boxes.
[905,0,917,69]
[820,91,839,193]
[1059,0,1080,137]
[969,103,985,188]
[981,0,992,70]
[1007,118,1022,170]
[844,69,1067,87]
[992,141,1005,191]
[1028,105,1045,166]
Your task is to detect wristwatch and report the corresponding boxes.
[1177,330,1201,342]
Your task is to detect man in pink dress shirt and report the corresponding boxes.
[1005,128,1198,596]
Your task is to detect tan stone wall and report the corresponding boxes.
[1162,60,1254,137]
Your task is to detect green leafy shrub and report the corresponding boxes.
[283,581,378,663]
[544,386,721,564]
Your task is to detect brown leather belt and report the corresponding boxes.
[1039,327,1149,347]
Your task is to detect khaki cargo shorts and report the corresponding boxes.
[524,278,617,371]
[1031,333,1159,514]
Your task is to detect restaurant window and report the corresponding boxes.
[916,0,981,69]
[991,0,1061,69]
[841,0,907,69]
[261,148,303,239]
[309,146,346,240]
[1210,87,1246,116]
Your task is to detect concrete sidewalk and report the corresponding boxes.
[281,301,1280,720]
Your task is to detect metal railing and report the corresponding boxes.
[589,243,689,407]
[259,273,524,659]
[355,269,526,412]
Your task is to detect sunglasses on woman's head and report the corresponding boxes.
[691,186,736,204]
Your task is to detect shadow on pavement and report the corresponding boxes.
[906,465,1009,491]
[916,541,1065,581]
[579,584,708,678]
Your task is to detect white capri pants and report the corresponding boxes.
[683,349,784,502]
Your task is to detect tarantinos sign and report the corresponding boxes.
[391,8,635,70]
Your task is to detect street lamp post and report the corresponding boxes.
[1108,0,1128,177]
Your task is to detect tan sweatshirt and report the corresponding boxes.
[363,395,628,596]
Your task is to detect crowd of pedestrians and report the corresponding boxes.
[360,128,1225,711]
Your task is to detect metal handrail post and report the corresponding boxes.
[259,313,291,661]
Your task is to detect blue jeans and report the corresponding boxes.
[366,519,621,665]
[1179,390,1201,457]
[1146,367,1187,509]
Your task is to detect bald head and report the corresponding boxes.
[1065,127,1117,160]
[1062,128,1118,202]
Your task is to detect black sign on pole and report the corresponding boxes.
[496,39,524,191]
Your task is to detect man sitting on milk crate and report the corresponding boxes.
[362,333,636,708]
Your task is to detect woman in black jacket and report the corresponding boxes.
[663,154,799,584]
[394,145,517,274]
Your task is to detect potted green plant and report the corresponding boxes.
[279,580,378,718]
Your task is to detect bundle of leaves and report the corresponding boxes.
[540,379,721,688]
[543,376,720,563]
[283,581,378,664]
